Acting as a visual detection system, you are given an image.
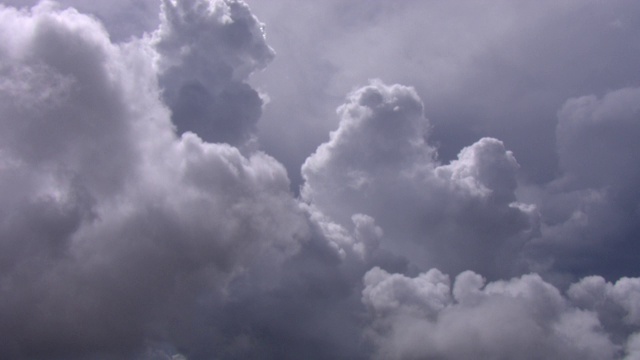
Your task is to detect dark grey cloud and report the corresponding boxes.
[154,0,274,146]
[523,86,640,281]
[0,0,639,359]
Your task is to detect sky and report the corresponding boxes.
[0,0,640,359]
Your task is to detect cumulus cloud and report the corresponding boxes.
[1,0,640,359]
[0,3,403,358]
[246,0,640,190]
[362,267,640,360]
[154,0,275,146]
[302,81,537,278]
[0,2,304,358]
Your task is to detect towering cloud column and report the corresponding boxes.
[302,80,538,278]
[154,0,275,145]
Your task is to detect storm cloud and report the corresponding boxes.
[0,0,639,359]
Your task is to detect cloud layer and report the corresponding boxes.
[0,0,639,359]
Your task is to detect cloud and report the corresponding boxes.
[523,86,640,280]
[627,333,640,360]
[557,87,640,191]
[0,4,400,358]
[154,0,275,146]
[302,81,538,278]
[0,0,639,359]
[0,0,160,41]
[362,267,637,360]
[0,2,305,358]
[244,0,640,189]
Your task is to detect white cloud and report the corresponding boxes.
[363,267,626,360]
[0,2,306,357]
[569,275,640,327]
[302,80,538,278]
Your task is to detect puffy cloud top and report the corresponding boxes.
[154,0,275,145]
[363,268,626,360]
[302,80,537,278]
[0,2,304,358]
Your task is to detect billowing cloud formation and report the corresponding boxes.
[0,0,639,359]
[362,268,637,360]
[247,0,640,190]
[302,81,537,278]
[154,0,274,145]
[0,2,303,358]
